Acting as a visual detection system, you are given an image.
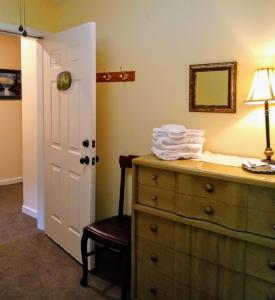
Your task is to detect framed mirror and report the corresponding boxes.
[189,62,237,113]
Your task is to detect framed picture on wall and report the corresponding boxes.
[0,69,21,100]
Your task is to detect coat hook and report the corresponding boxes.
[119,66,128,81]
[102,68,112,81]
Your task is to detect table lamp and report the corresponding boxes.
[245,68,275,164]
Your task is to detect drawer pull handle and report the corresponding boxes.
[204,205,214,215]
[151,175,158,180]
[150,254,158,263]
[150,287,157,295]
[205,183,214,192]
[150,224,158,233]
[151,195,158,201]
[268,260,275,270]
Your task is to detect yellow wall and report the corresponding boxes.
[0,0,58,32]
[0,35,22,181]
[55,0,275,220]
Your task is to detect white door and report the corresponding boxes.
[43,23,96,262]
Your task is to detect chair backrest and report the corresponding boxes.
[118,155,138,217]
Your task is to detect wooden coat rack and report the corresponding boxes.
[96,68,135,83]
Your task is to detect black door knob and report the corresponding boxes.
[80,156,90,165]
[82,140,89,147]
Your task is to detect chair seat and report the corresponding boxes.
[84,215,131,250]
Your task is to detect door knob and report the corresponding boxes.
[82,140,89,147]
[80,156,90,165]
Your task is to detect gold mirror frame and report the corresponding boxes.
[189,62,237,113]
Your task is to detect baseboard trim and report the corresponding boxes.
[0,177,23,186]
[22,205,38,219]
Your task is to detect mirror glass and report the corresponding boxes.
[189,62,237,113]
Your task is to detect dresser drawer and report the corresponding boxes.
[190,289,218,300]
[219,236,245,273]
[138,166,175,190]
[137,237,175,278]
[190,258,218,297]
[176,173,247,206]
[138,184,176,212]
[218,268,244,300]
[177,194,247,231]
[248,185,275,213]
[175,283,190,300]
[137,236,191,286]
[186,232,246,275]
[175,253,191,285]
[245,275,275,300]
[175,223,191,254]
[246,243,275,284]
[247,208,275,239]
[137,266,175,300]
[136,212,175,248]
[191,227,219,264]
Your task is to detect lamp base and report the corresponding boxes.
[262,158,275,165]
[263,148,275,164]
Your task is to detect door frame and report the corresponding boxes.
[0,22,47,230]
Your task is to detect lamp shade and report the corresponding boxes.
[245,68,275,105]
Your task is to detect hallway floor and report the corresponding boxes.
[0,183,120,300]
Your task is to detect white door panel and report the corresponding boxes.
[43,23,96,262]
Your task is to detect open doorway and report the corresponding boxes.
[0,34,22,187]
[0,30,44,230]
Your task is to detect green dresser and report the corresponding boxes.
[132,155,275,300]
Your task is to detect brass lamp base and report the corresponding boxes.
[263,148,275,164]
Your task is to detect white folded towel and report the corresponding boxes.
[159,124,205,136]
[185,129,205,136]
[152,136,205,146]
[160,124,187,133]
[153,131,204,139]
[153,140,203,151]
[151,146,202,161]
[153,127,205,139]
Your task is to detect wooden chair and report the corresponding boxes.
[80,155,138,300]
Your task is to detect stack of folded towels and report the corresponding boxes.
[151,124,205,160]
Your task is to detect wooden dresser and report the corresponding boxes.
[131,155,275,300]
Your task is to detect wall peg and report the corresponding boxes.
[102,68,112,81]
[119,66,128,81]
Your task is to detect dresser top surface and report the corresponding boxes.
[133,154,275,188]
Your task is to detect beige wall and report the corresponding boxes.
[0,35,22,182]
[55,0,275,219]
[0,0,58,32]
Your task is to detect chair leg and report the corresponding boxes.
[80,231,89,286]
[121,252,130,300]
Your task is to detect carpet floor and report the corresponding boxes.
[0,183,120,300]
